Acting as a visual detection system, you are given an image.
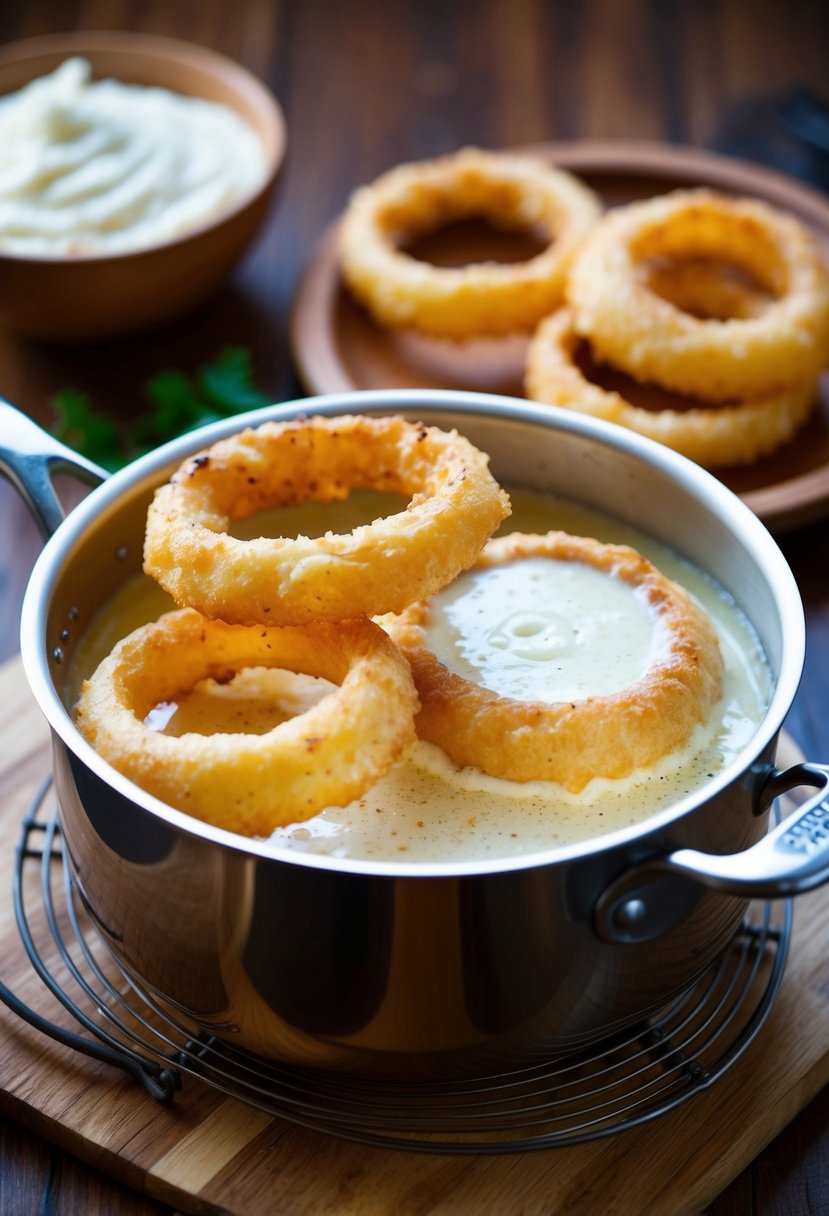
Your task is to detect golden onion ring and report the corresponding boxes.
[339,146,602,338]
[525,308,818,467]
[73,608,419,835]
[144,414,510,625]
[383,532,724,793]
[567,189,829,400]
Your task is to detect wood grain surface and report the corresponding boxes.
[0,0,828,1212]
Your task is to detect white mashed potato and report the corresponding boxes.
[0,57,267,255]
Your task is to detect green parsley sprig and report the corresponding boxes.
[51,346,272,472]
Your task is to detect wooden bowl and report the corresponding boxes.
[0,32,287,342]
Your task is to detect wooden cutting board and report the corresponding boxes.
[0,653,827,1216]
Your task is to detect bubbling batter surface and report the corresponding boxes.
[69,488,772,862]
[426,555,662,704]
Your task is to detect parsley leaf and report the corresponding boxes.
[51,346,272,472]
[198,347,271,414]
[51,387,125,472]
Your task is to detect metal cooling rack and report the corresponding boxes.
[0,777,792,1154]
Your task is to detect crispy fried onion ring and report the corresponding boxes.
[73,608,419,835]
[525,309,818,467]
[567,189,829,400]
[144,414,510,626]
[383,532,724,792]
[339,146,602,338]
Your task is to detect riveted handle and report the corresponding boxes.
[0,397,107,538]
[655,762,829,897]
[595,762,829,944]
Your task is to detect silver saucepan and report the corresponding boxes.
[2,389,828,1079]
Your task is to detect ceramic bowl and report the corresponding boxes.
[0,31,286,341]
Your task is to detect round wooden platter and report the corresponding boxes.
[290,140,829,534]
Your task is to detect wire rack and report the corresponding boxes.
[0,777,792,1154]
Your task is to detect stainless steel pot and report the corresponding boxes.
[3,389,828,1079]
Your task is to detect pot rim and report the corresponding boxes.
[19,388,806,878]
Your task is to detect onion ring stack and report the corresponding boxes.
[339,146,602,338]
[77,414,510,833]
[525,308,819,468]
[384,532,724,793]
[76,411,728,835]
[527,189,829,466]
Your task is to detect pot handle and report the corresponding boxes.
[0,397,107,537]
[594,761,829,944]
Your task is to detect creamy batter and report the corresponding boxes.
[68,488,772,862]
[427,555,662,703]
[0,58,267,255]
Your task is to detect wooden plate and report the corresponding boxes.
[290,141,829,533]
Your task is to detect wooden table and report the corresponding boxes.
[0,0,827,1211]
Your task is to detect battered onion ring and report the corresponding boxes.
[339,146,602,338]
[383,532,724,793]
[525,308,818,467]
[73,608,419,836]
[567,189,829,400]
[144,414,510,626]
